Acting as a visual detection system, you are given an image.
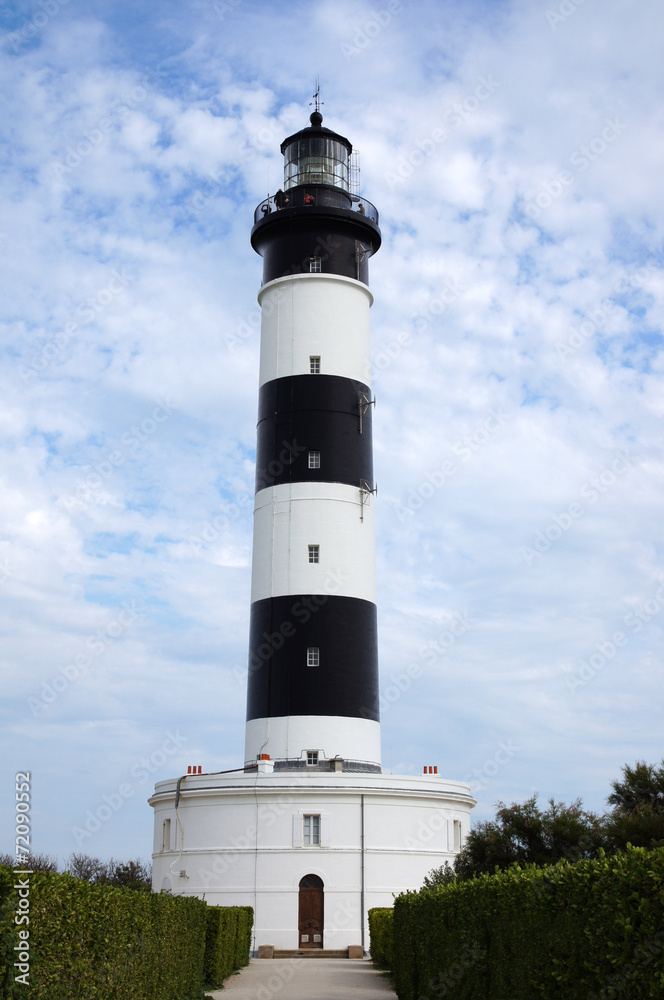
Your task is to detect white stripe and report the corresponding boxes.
[245,715,381,767]
[258,273,373,388]
[251,482,376,603]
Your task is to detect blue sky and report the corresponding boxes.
[1,0,663,865]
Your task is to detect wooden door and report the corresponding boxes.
[298,874,324,948]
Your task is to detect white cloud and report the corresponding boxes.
[0,0,663,862]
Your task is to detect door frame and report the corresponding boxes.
[298,874,324,948]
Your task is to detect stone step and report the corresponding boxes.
[268,948,362,959]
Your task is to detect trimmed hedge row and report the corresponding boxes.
[381,847,664,1000]
[0,866,253,1000]
[368,907,393,969]
[0,868,15,1000]
[204,904,253,988]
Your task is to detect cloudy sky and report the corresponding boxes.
[1,0,663,866]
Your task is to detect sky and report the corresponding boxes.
[1,0,663,867]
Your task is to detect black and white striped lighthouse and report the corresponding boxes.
[150,104,475,942]
[245,106,383,772]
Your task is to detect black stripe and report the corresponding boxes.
[251,209,380,286]
[246,595,379,723]
[256,375,373,492]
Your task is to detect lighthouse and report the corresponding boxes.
[149,102,474,954]
[246,105,381,773]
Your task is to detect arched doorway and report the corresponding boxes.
[298,874,324,948]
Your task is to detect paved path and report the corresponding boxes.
[206,958,397,999]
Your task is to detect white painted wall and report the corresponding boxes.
[258,274,373,387]
[244,715,381,768]
[150,771,475,952]
[251,483,376,604]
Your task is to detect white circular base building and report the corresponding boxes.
[150,765,474,952]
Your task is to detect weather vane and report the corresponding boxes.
[310,77,323,115]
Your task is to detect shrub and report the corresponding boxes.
[0,865,207,1000]
[386,846,664,1000]
[368,908,393,969]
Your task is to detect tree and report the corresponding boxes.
[65,853,107,882]
[453,795,604,880]
[108,859,152,891]
[603,759,664,851]
[607,760,664,814]
[0,853,58,872]
[422,861,456,889]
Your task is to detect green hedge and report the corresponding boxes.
[203,904,253,988]
[368,908,393,969]
[0,866,253,1000]
[0,868,15,1000]
[382,847,664,1000]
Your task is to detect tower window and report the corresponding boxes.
[162,818,171,852]
[453,819,462,852]
[310,356,321,374]
[306,751,319,766]
[307,647,320,667]
[309,257,322,273]
[308,450,320,469]
[308,544,319,564]
[303,814,320,845]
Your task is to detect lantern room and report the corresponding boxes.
[281,111,353,191]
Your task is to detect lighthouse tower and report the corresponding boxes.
[149,104,474,954]
[246,106,381,773]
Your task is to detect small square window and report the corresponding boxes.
[307,751,319,766]
[308,450,320,469]
[307,647,320,667]
[310,356,321,374]
[303,814,320,845]
[309,257,322,273]
[308,544,319,564]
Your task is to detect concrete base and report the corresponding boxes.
[150,769,474,951]
[273,949,349,958]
